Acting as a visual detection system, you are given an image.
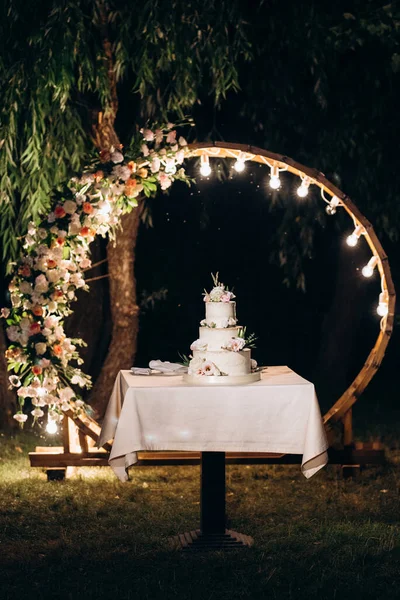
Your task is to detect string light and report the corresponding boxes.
[46,419,58,434]
[377,290,389,317]
[326,195,340,215]
[297,176,311,198]
[234,152,246,173]
[346,224,364,247]
[200,154,211,177]
[269,165,281,189]
[362,256,378,278]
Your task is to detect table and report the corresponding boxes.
[98,366,328,549]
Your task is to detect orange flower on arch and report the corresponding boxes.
[29,322,41,336]
[32,305,43,317]
[52,344,63,357]
[54,206,66,219]
[83,202,94,214]
[124,178,138,197]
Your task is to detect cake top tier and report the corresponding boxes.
[203,273,235,304]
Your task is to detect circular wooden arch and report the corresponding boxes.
[186,142,396,428]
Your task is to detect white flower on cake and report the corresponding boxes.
[200,361,221,376]
[200,316,237,329]
[187,356,205,375]
[251,359,258,372]
[223,337,246,352]
[190,339,208,352]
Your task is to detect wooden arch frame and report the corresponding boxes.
[186,142,396,429]
[30,140,395,475]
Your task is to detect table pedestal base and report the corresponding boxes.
[170,529,253,551]
[170,452,253,551]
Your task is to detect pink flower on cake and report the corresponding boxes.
[224,337,245,352]
[221,291,235,302]
[200,361,221,376]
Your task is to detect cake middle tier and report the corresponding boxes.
[192,348,251,376]
[199,326,242,350]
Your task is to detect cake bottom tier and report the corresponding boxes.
[189,348,251,377]
[183,371,261,386]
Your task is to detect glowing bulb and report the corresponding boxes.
[362,265,374,277]
[200,155,211,177]
[377,302,388,317]
[297,177,310,198]
[269,166,281,189]
[46,420,58,434]
[234,152,246,173]
[362,256,378,278]
[346,233,358,247]
[346,224,364,247]
[377,291,389,317]
[234,159,245,172]
[269,175,280,189]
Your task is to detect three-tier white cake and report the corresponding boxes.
[183,275,261,385]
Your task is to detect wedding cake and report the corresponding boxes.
[183,274,261,385]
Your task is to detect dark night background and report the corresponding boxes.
[1,0,399,429]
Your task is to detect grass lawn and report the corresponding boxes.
[0,430,400,600]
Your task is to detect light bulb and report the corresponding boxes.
[377,303,388,317]
[326,204,336,215]
[200,155,211,177]
[362,256,378,278]
[297,177,310,198]
[346,224,364,247]
[377,291,389,317]
[326,196,340,215]
[269,165,281,189]
[269,175,281,189]
[362,265,374,278]
[297,185,308,198]
[234,159,245,172]
[46,420,58,434]
[346,233,359,247]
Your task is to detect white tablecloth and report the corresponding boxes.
[98,366,328,481]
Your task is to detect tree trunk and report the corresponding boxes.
[88,201,144,418]
[0,322,17,431]
[86,1,145,419]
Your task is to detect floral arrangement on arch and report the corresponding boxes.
[1,124,189,425]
